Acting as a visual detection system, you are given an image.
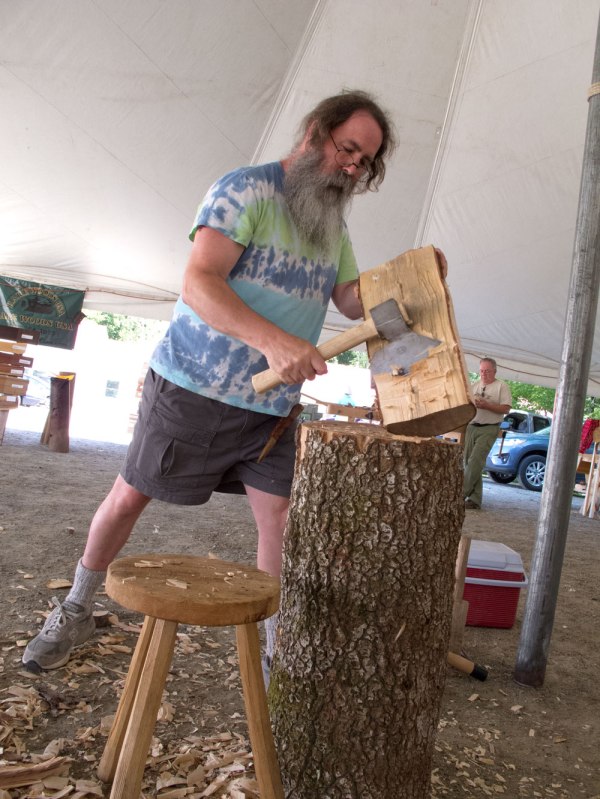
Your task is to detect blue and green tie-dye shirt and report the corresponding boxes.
[150,161,358,417]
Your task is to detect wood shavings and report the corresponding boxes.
[200,773,229,796]
[156,788,190,798]
[69,660,105,675]
[157,701,176,722]
[186,764,207,787]
[394,622,406,642]
[41,774,69,790]
[92,610,118,629]
[74,778,104,795]
[157,772,188,790]
[46,579,73,589]
[166,578,189,590]
[0,756,69,789]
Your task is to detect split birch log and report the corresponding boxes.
[0,408,8,445]
[360,245,475,436]
[46,375,72,452]
[270,421,465,799]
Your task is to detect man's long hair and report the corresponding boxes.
[297,89,397,192]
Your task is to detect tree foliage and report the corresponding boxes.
[505,381,556,414]
[583,395,600,419]
[468,373,600,419]
[329,350,369,368]
[86,311,167,343]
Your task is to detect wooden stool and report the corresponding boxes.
[97,554,283,799]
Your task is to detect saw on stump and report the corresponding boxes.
[269,421,465,799]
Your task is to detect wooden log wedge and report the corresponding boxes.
[360,245,475,437]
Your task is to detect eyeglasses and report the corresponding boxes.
[329,132,374,182]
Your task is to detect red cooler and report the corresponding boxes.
[463,540,528,628]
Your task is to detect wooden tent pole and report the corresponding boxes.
[514,12,600,687]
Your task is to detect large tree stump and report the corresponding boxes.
[270,422,464,799]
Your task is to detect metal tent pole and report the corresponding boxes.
[514,12,600,687]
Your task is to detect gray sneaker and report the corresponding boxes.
[22,597,96,671]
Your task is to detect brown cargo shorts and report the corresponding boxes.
[121,369,297,505]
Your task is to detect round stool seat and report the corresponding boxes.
[106,554,280,627]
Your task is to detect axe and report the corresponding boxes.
[252,298,441,394]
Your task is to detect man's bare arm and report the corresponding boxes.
[181,227,328,385]
[331,279,362,319]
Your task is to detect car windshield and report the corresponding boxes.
[529,426,551,439]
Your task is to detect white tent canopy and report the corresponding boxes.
[1,0,599,394]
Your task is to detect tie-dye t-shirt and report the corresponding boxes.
[150,161,358,416]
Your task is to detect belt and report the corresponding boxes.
[469,422,500,427]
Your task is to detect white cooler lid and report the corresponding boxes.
[468,540,525,573]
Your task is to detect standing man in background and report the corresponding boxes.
[464,357,512,509]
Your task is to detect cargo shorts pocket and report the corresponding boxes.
[135,405,220,489]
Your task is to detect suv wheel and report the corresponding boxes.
[518,454,546,491]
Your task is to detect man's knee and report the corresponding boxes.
[104,475,152,517]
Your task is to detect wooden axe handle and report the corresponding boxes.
[252,316,378,394]
[447,651,488,681]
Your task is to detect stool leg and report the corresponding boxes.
[98,616,156,782]
[449,534,471,652]
[588,449,600,518]
[236,622,284,799]
[109,618,178,799]
[582,443,599,517]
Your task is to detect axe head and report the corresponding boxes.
[369,298,441,376]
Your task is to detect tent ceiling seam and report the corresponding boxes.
[251,0,329,164]
[0,59,199,217]
[414,0,484,247]
[94,2,245,158]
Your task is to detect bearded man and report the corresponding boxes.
[23,90,398,674]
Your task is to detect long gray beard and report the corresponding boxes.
[284,149,355,252]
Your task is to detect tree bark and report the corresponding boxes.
[270,421,464,799]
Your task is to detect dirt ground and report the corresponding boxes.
[0,415,599,798]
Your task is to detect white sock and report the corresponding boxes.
[65,559,106,612]
[264,612,279,661]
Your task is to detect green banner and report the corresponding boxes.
[0,277,85,349]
